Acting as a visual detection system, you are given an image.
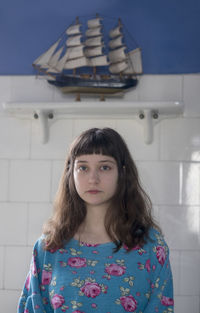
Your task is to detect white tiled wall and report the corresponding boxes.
[0,74,200,313]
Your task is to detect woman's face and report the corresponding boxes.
[73,153,118,210]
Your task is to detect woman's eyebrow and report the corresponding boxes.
[99,160,116,164]
[75,159,116,164]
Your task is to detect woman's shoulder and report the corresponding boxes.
[32,234,46,255]
[145,227,169,252]
[144,227,170,264]
[148,227,165,242]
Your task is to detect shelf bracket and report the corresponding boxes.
[137,109,160,144]
[33,110,54,144]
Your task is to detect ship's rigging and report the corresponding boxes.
[33,14,142,95]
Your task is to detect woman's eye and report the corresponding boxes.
[78,166,88,172]
[100,165,111,171]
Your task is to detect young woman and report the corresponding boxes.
[18,127,174,313]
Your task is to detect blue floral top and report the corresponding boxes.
[18,228,174,313]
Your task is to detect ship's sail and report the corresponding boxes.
[109,26,122,38]
[62,20,87,70]
[63,16,108,70]
[33,38,61,69]
[32,15,142,76]
[85,46,103,57]
[108,20,142,75]
[108,22,128,74]
[84,17,108,67]
[124,48,143,74]
[66,24,81,35]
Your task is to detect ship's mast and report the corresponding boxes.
[85,13,108,77]
[118,18,123,80]
[73,16,80,76]
[92,13,99,78]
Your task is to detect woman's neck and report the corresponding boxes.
[74,205,112,244]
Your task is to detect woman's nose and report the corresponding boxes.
[88,170,99,183]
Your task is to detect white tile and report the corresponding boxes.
[179,251,200,296]
[137,161,181,205]
[0,160,9,201]
[0,247,4,289]
[160,118,200,162]
[116,119,160,161]
[159,206,200,250]
[183,74,200,117]
[51,160,65,201]
[119,87,139,101]
[182,163,200,205]
[175,296,199,313]
[0,76,12,107]
[10,75,54,102]
[138,75,183,101]
[9,160,51,202]
[0,116,31,159]
[28,202,53,245]
[170,251,180,296]
[31,118,73,159]
[5,246,32,290]
[152,205,159,222]
[0,290,21,313]
[72,119,117,138]
[0,203,28,245]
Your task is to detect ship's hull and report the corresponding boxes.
[47,75,137,94]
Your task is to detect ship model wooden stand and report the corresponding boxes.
[33,14,142,100]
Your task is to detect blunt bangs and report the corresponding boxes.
[72,128,120,162]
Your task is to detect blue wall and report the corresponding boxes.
[1,0,200,74]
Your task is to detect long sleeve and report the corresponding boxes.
[143,232,174,313]
[17,238,53,313]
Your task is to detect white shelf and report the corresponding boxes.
[2,101,184,144]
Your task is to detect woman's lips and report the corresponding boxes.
[87,190,101,194]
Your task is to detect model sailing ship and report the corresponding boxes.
[33,14,142,96]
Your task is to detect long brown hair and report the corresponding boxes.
[43,127,160,252]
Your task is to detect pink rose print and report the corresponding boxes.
[43,297,48,305]
[24,309,30,313]
[68,257,87,268]
[161,296,174,306]
[145,259,151,272]
[59,249,68,254]
[72,311,85,313]
[81,282,101,298]
[123,244,140,251]
[42,269,52,285]
[25,273,31,291]
[105,264,126,276]
[51,294,65,309]
[156,246,166,266]
[44,241,57,253]
[120,295,137,312]
[91,303,97,308]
